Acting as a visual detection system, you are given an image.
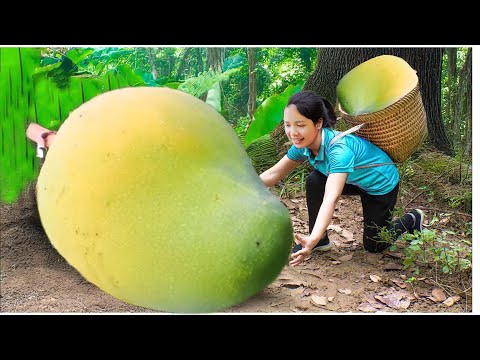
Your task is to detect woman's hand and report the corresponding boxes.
[289,233,320,267]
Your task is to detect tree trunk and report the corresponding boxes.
[196,48,204,76]
[447,48,457,132]
[299,48,313,72]
[247,48,257,119]
[275,48,454,158]
[146,48,159,81]
[457,48,472,156]
[175,48,192,80]
[207,48,225,72]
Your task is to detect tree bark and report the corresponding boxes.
[196,48,204,76]
[457,48,472,156]
[207,48,225,72]
[175,48,192,80]
[299,48,313,73]
[447,48,457,132]
[146,48,159,81]
[280,48,454,157]
[247,48,257,119]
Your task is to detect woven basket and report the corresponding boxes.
[337,83,428,163]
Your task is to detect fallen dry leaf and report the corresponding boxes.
[278,278,308,288]
[299,269,323,279]
[357,303,378,313]
[367,298,385,309]
[370,274,382,282]
[384,263,403,271]
[375,291,410,309]
[439,217,450,225]
[338,254,353,262]
[391,279,407,289]
[383,251,403,259]
[443,295,461,307]
[281,199,297,209]
[332,239,342,247]
[277,274,293,281]
[327,224,343,233]
[432,287,447,302]
[311,295,328,306]
[341,229,354,242]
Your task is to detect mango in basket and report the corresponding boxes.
[337,55,418,116]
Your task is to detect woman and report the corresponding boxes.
[260,90,424,267]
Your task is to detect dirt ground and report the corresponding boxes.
[0,183,472,314]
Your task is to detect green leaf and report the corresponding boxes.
[113,64,147,86]
[34,61,61,75]
[178,70,225,98]
[223,53,246,72]
[0,47,41,203]
[162,81,182,90]
[244,82,303,146]
[65,48,94,65]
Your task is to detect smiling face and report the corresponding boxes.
[284,104,323,152]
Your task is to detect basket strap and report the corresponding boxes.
[328,123,365,148]
[328,123,396,170]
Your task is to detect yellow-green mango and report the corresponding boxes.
[36,87,293,313]
[336,55,418,115]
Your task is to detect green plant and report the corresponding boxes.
[448,191,472,212]
[234,116,251,140]
[277,165,311,199]
[401,229,472,275]
[244,82,304,146]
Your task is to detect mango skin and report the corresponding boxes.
[36,87,293,313]
[336,55,418,115]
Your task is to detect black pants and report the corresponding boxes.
[306,170,414,253]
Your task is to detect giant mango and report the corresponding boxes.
[36,87,293,313]
[336,55,418,115]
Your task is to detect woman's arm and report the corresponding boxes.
[289,172,348,266]
[260,155,303,187]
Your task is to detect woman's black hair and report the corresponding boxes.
[286,90,337,128]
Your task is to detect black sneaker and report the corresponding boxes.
[291,235,332,254]
[407,209,425,234]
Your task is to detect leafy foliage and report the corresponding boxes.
[0,48,41,203]
[401,229,472,275]
[1,48,152,203]
[244,82,303,146]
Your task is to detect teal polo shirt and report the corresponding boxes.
[286,128,399,195]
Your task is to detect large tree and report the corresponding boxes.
[273,48,453,157]
[207,48,225,72]
[247,48,257,119]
